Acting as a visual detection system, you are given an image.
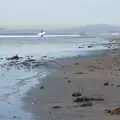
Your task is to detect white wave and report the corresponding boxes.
[0,34,81,38]
[0,35,37,38]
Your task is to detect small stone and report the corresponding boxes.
[104,109,112,114]
[80,102,93,107]
[76,72,84,74]
[104,82,109,86]
[74,62,79,65]
[88,45,92,48]
[105,107,120,115]
[51,106,63,109]
[90,97,104,101]
[43,56,47,58]
[116,85,120,87]
[72,92,82,97]
[40,86,44,89]
[13,116,17,119]
[49,111,52,115]
[68,80,72,84]
[74,97,90,103]
[7,55,20,60]
[74,96,104,103]
[89,69,94,72]
[78,46,84,48]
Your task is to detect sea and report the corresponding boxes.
[0,33,118,120]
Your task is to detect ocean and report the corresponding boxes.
[0,34,117,120]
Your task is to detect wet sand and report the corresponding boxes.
[23,49,120,120]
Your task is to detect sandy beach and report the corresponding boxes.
[22,48,120,120]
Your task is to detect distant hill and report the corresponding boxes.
[64,24,120,34]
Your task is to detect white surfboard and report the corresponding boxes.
[37,31,46,37]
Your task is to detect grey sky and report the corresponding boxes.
[0,0,119,27]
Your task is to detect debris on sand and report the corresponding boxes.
[89,65,100,69]
[7,55,21,60]
[42,56,47,58]
[104,81,109,86]
[78,46,84,48]
[51,106,63,109]
[67,80,72,84]
[75,72,84,74]
[40,86,44,89]
[89,68,95,72]
[90,97,104,101]
[80,101,93,107]
[74,97,90,103]
[72,92,82,97]
[73,102,93,108]
[74,62,80,65]
[13,115,17,119]
[116,85,120,87]
[73,96,104,103]
[105,107,120,115]
[88,45,93,48]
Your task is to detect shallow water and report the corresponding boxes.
[0,67,47,120]
[0,36,116,57]
[0,35,118,120]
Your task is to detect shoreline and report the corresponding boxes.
[23,48,120,120]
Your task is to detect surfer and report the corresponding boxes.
[37,30,46,38]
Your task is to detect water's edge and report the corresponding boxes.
[22,48,118,120]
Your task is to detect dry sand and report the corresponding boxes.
[23,49,120,120]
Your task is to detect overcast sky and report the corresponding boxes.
[0,0,119,28]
